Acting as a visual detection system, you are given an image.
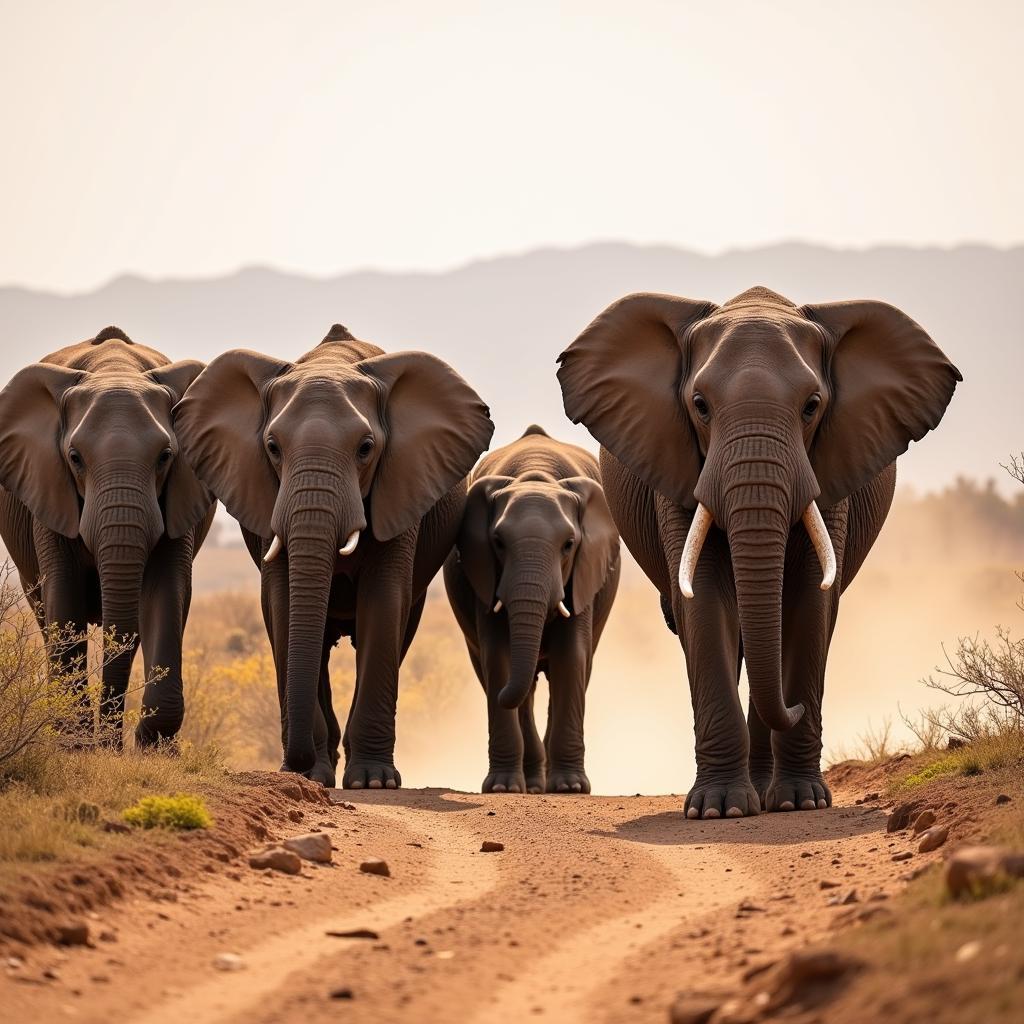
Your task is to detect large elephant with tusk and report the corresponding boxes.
[174,325,493,788]
[558,287,960,818]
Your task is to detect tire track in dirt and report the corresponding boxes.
[133,800,500,1024]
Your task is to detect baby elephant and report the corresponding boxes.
[444,426,620,794]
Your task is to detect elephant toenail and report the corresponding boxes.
[779,800,795,811]
[385,779,397,789]
[726,806,744,818]
[350,780,364,790]
[492,784,507,792]
[817,798,828,808]
[686,807,700,819]
[368,779,382,789]
[800,799,816,810]
[703,808,721,819]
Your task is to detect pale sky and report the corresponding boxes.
[2,0,1022,293]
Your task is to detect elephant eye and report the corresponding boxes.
[265,437,281,458]
[802,394,822,421]
[356,436,375,461]
[68,448,84,470]
[563,538,574,554]
[692,393,710,421]
[157,448,172,467]
[492,533,505,552]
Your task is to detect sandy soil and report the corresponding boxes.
[1,774,954,1024]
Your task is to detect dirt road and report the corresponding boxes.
[3,786,910,1023]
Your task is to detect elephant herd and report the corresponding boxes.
[0,286,960,817]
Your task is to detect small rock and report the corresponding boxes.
[55,922,90,947]
[287,808,304,823]
[955,940,982,963]
[736,900,765,914]
[213,953,245,972]
[248,847,302,875]
[337,801,356,811]
[329,987,354,1000]
[480,841,505,853]
[98,930,117,943]
[326,928,379,940]
[891,851,913,862]
[359,859,390,877]
[840,890,859,905]
[863,792,880,802]
[995,794,1012,805]
[818,879,840,890]
[887,801,923,833]
[918,826,949,853]
[4,956,23,970]
[761,950,862,1012]
[283,832,333,863]
[912,809,937,834]
[946,845,1024,899]
[101,820,131,834]
[668,994,721,1024]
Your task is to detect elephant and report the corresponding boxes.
[443,425,620,794]
[558,287,960,818]
[173,323,494,788]
[0,327,216,745]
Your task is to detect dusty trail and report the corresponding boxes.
[3,786,914,1024]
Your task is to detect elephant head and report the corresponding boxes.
[0,328,211,720]
[558,287,960,732]
[458,470,618,709]
[173,325,494,773]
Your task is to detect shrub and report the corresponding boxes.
[122,793,212,830]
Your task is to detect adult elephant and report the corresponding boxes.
[444,425,620,794]
[0,327,215,745]
[174,324,493,788]
[558,287,960,818]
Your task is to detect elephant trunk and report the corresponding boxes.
[497,544,557,709]
[279,463,362,774]
[87,463,164,743]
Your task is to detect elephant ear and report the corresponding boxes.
[146,360,214,539]
[560,476,620,613]
[0,363,85,537]
[457,475,514,606]
[557,293,716,509]
[172,350,290,538]
[802,300,962,509]
[359,351,494,541]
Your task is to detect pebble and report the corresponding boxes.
[668,995,720,1024]
[480,841,505,853]
[887,801,923,833]
[248,847,302,875]
[283,832,333,863]
[213,953,245,972]
[329,987,354,1000]
[891,851,913,862]
[995,794,1012,805]
[956,940,982,963]
[55,922,90,947]
[918,826,949,853]
[818,879,840,890]
[359,859,390,877]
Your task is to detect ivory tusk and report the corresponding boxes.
[558,600,571,618]
[263,535,283,563]
[338,530,360,556]
[802,501,837,591]
[493,599,502,613]
[678,503,713,599]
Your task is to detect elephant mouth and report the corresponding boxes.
[677,500,836,599]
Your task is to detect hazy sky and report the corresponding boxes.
[2,1,1022,292]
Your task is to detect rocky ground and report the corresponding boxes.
[0,757,1021,1024]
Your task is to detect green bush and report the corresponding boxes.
[122,793,212,830]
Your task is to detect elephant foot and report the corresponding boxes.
[764,772,831,812]
[483,769,526,794]
[685,774,760,819]
[523,767,546,795]
[343,761,401,790]
[306,760,336,788]
[749,771,774,806]
[545,767,591,794]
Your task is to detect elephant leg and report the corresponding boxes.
[400,593,426,660]
[34,529,92,738]
[136,533,195,747]
[668,513,758,819]
[544,611,593,794]
[764,514,846,813]
[518,685,546,794]
[342,546,415,790]
[479,612,525,794]
[316,621,345,781]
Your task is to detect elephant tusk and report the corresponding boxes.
[558,600,571,618]
[493,599,503,613]
[263,534,283,563]
[802,501,837,591]
[678,503,713,600]
[338,530,360,556]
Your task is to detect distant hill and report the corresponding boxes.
[1,242,1020,495]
